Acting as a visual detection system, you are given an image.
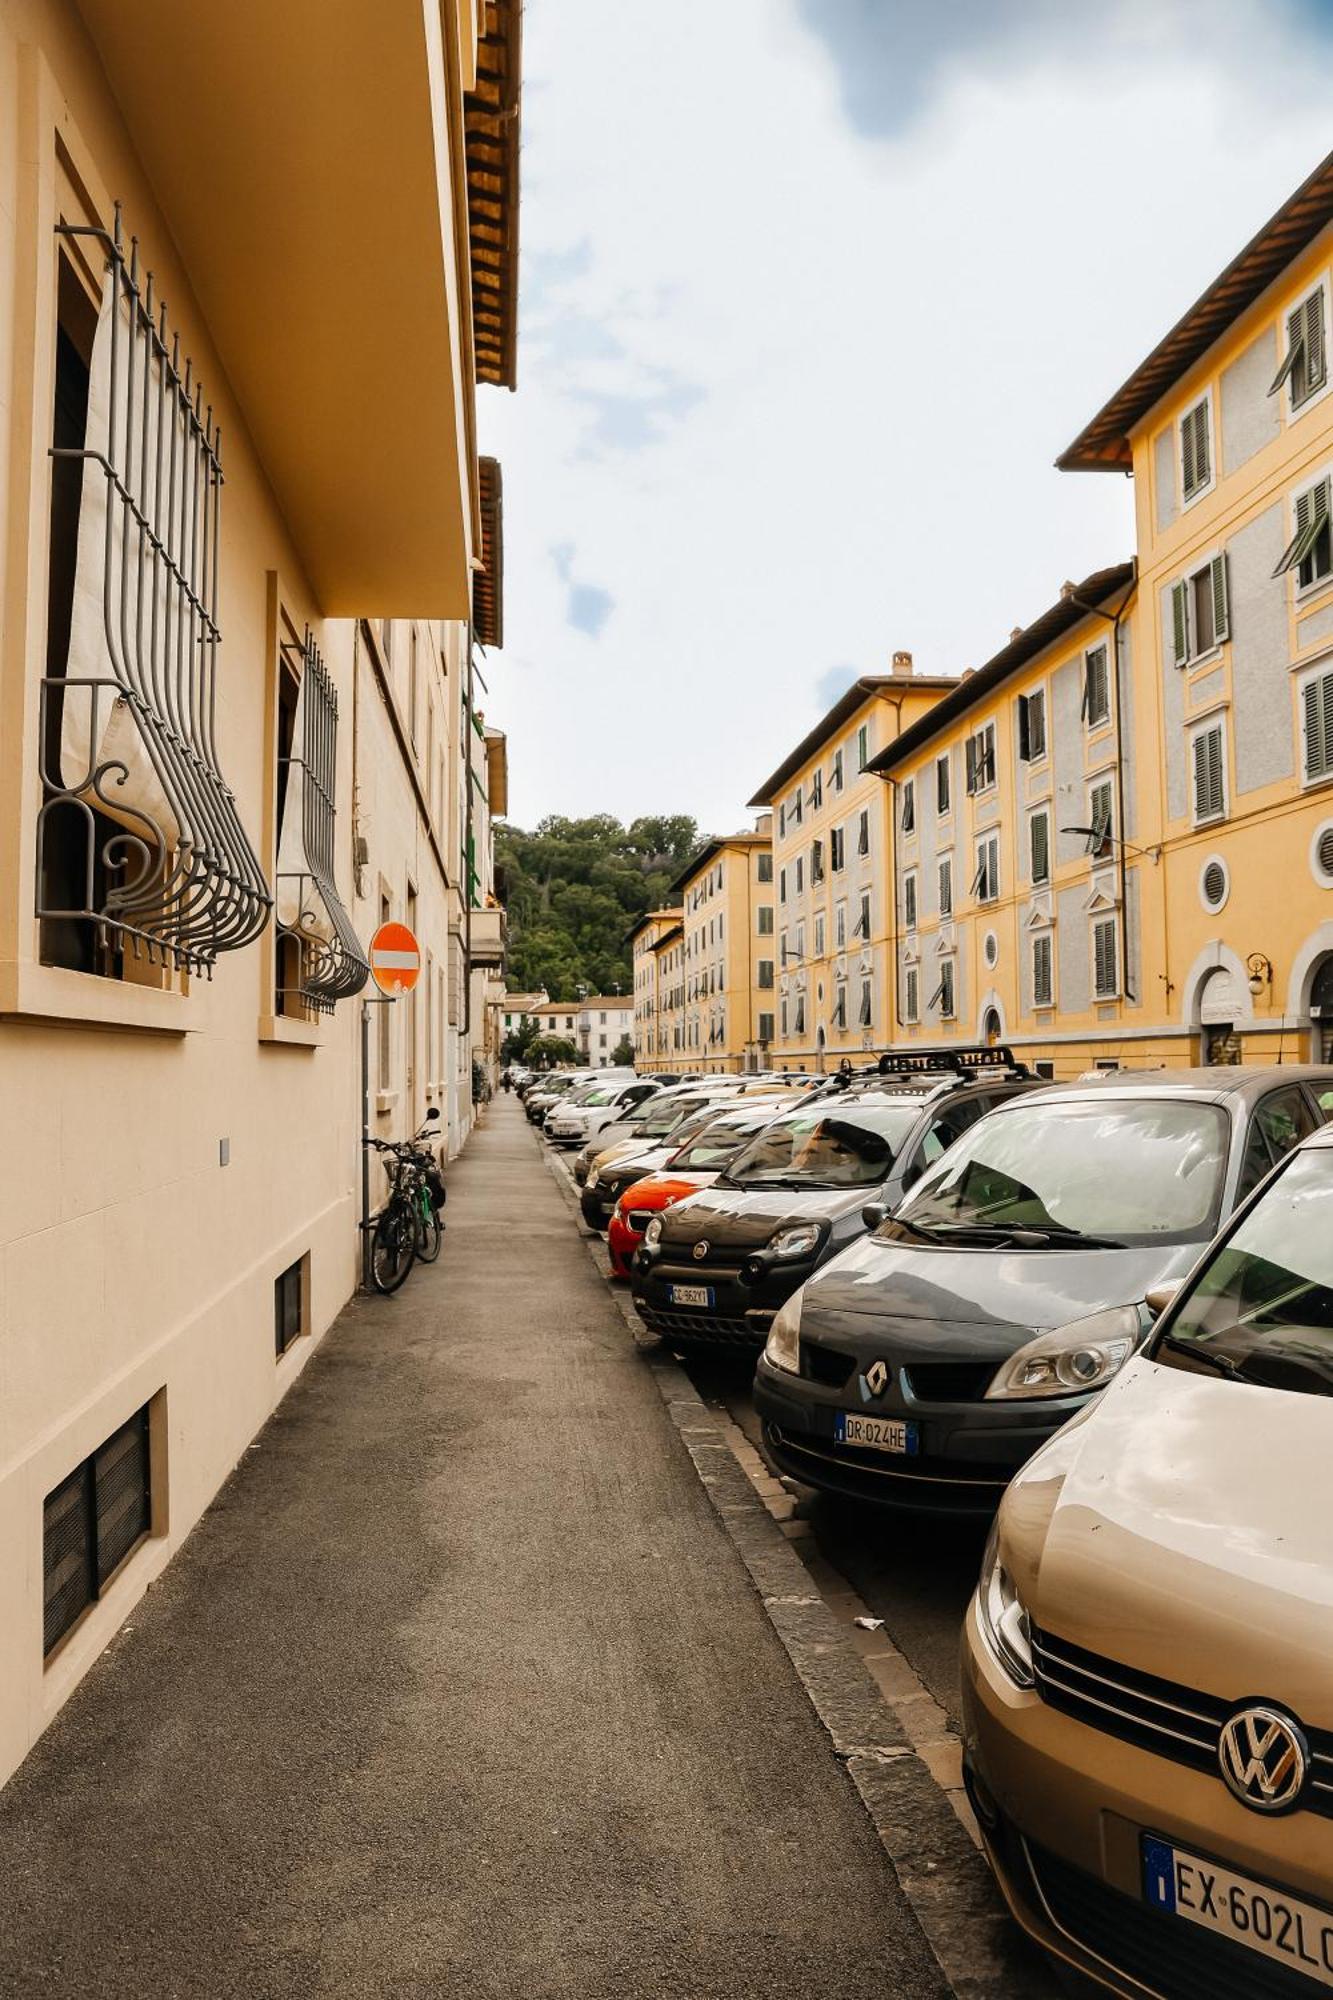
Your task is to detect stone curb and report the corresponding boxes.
[539,1142,1062,2000]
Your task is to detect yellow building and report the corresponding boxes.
[628,909,681,1068]
[1057,143,1333,1067]
[662,817,774,1073]
[0,0,520,1784]
[748,664,956,1070]
[867,567,1139,1077]
[650,919,687,1066]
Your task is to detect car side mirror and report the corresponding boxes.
[861,1201,888,1231]
[1145,1282,1181,1318]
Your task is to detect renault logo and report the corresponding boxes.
[692,1240,709,1262]
[1218,1706,1308,1813]
[859,1359,891,1402]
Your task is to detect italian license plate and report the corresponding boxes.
[669,1284,714,1309]
[1142,1836,1333,1988]
[835,1412,918,1455]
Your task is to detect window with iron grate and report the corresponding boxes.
[43,1403,152,1656]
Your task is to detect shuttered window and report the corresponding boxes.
[965,724,996,795]
[1180,397,1211,499]
[830,826,845,871]
[1192,723,1227,824]
[758,959,774,988]
[794,994,806,1034]
[1274,479,1333,588]
[938,855,953,918]
[935,959,956,1019]
[811,838,825,884]
[1088,779,1114,857]
[1270,288,1328,408]
[972,834,1000,903]
[1029,809,1050,884]
[856,724,870,772]
[904,967,919,1023]
[936,754,951,814]
[833,983,847,1028]
[1081,645,1111,726]
[857,809,870,856]
[1302,669,1333,783]
[1092,917,1119,999]
[901,781,915,833]
[1018,689,1047,761]
[831,749,844,792]
[859,979,872,1027]
[903,872,918,930]
[43,1404,152,1656]
[758,1011,775,1043]
[1171,555,1230,665]
[811,770,823,810]
[1032,934,1053,1009]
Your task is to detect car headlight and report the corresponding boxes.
[587,1167,600,1190]
[976,1522,1034,1688]
[984,1305,1142,1401]
[763,1286,805,1373]
[768,1222,822,1260]
[644,1215,664,1248]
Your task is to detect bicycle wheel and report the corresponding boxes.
[415,1196,443,1264]
[370,1203,416,1294]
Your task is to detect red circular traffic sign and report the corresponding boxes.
[368,920,421,997]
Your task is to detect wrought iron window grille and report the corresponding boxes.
[38,204,271,976]
[275,629,369,1014]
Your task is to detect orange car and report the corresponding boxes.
[605,1104,784,1279]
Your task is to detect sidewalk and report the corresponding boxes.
[0,1097,948,1999]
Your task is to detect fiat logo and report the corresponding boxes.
[1218,1706,1308,1813]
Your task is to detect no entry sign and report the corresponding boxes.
[368,920,421,997]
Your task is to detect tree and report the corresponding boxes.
[610,1035,635,1067]
[527,1034,578,1069]
[501,1017,540,1064]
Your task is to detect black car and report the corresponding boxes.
[754,1065,1333,1514]
[631,1051,1040,1352]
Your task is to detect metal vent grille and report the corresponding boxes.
[984,930,999,968]
[1201,860,1227,908]
[1319,827,1333,880]
[43,1405,151,1655]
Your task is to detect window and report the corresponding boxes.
[930,960,956,1019]
[757,905,774,935]
[44,1403,152,1656]
[779,866,787,904]
[831,748,844,792]
[1274,477,1333,590]
[830,826,845,872]
[938,855,953,918]
[1303,668,1333,784]
[1087,778,1114,858]
[758,959,774,989]
[1018,689,1047,762]
[972,833,1000,904]
[1093,916,1120,998]
[274,629,369,1017]
[795,856,804,894]
[833,982,847,1028]
[778,804,786,839]
[794,994,806,1035]
[858,979,872,1027]
[903,872,918,930]
[857,809,870,857]
[780,929,789,966]
[795,923,805,961]
[275,1256,307,1357]
[856,723,870,772]
[857,891,871,940]
[901,780,915,834]
[811,770,823,810]
[936,754,951,814]
[791,790,804,827]
[1032,933,1054,1008]
[1180,395,1212,500]
[1170,554,1230,665]
[904,967,920,1023]
[757,852,773,883]
[811,838,825,884]
[815,913,826,957]
[965,723,996,794]
[780,998,789,1037]
[759,1011,775,1043]
[1082,644,1111,727]
[1029,808,1051,885]
[1191,721,1227,824]
[1270,286,1327,410]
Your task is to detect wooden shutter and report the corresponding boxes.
[1033,934,1052,1008]
[904,876,916,928]
[938,857,952,916]
[1018,694,1031,762]
[965,735,977,794]
[937,756,950,813]
[1030,811,1049,883]
[905,969,918,1022]
[1274,480,1329,578]
[1305,672,1333,780]
[1170,579,1190,664]
[1270,308,1305,397]
[901,783,914,833]
[1209,554,1230,644]
[1183,401,1209,494]
[1030,691,1046,759]
[1181,406,1197,494]
[1094,919,1118,998]
[941,961,955,1017]
[1307,288,1327,391]
[1192,728,1224,820]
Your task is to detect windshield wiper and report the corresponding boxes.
[915,1219,1126,1250]
[1156,1332,1243,1378]
[889,1214,943,1244]
[1017,1220,1128,1250]
[734,1174,817,1189]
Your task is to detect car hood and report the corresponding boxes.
[599,1143,675,1184]
[800,1232,1197,1333]
[616,1171,717,1209]
[1004,1357,1333,1724]
[658,1182,871,1250]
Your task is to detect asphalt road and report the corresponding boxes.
[0,1097,949,2000]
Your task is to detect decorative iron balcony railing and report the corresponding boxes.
[275,629,369,1013]
[38,204,271,975]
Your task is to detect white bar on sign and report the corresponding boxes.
[372,950,420,968]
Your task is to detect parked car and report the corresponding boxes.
[754,1064,1333,1513]
[579,1084,802,1218]
[573,1078,796,1187]
[605,1104,787,1278]
[632,1052,1041,1354]
[544,1078,657,1147]
[524,1074,581,1124]
[961,1115,1333,1998]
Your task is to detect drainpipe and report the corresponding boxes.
[1066,567,1139,1004]
[464,623,475,1045]
[879,693,906,1048]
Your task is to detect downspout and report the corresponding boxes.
[1067,567,1139,1004]
[880,693,905,1049]
[464,626,475,1044]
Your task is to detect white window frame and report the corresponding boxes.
[1027,805,1051,885]
[1170,550,1230,668]
[1018,684,1048,764]
[835,901,847,949]
[856,722,870,772]
[903,966,919,1025]
[1086,775,1115,859]
[1299,660,1333,789]
[1189,714,1228,826]
[1273,274,1330,420]
[1031,931,1054,1011]
[1179,390,1215,508]
[972,832,1000,905]
[903,869,918,932]
[814,911,826,958]
[937,853,953,920]
[1092,915,1121,1000]
[936,753,952,815]
[965,721,997,797]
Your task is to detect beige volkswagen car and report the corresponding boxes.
[962,1119,1333,1998]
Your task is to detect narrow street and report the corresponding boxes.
[0,1097,950,2000]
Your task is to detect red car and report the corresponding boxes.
[605,1104,784,1279]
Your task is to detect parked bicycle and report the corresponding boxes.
[367,1110,447,1294]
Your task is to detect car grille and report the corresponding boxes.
[636,1304,762,1346]
[1032,1627,1333,1820]
[800,1340,856,1389]
[1024,1836,1325,1999]
[624,1211,652,1231]
[903,1361,995,1402]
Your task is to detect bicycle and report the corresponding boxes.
[367,1117,447,1294]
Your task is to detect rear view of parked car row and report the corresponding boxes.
[512,1050,1333,2000]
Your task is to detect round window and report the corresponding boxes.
[1312,821,1333,889]
[983,930,999,968]
[1199,856,1229,912]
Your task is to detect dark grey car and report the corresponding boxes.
[754,1066,1333,1514]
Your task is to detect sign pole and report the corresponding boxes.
[362,919,423,1290]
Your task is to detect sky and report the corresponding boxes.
[477,0,1333,839]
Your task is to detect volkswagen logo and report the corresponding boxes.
[859,1359,891,1402]
[692,1240,709,1262]
[1218,1705,1308,1813]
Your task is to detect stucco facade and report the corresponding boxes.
[653,818,774,1074]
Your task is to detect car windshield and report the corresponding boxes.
[1152,1149,1333,1394]
[667,1119,764,1172]
[724,1105,921,1189]
[902,1097,1228,1246]
[579,1087,619,1107]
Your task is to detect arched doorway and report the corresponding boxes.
[1312,956,1333,1062]
[1198,965,1244,1065]
[982,1007,1002,1048]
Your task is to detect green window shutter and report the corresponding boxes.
[1181,406,1196,494]
[1194,402,1210,490]
[1031,811,1049,883]
[1017,694,1031,761]
[1171,579,1190,664]
[1273,484,1320,578]
[1269,310,1304,397]
[1210,554,1230,644]
[1308,289,1327,391]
